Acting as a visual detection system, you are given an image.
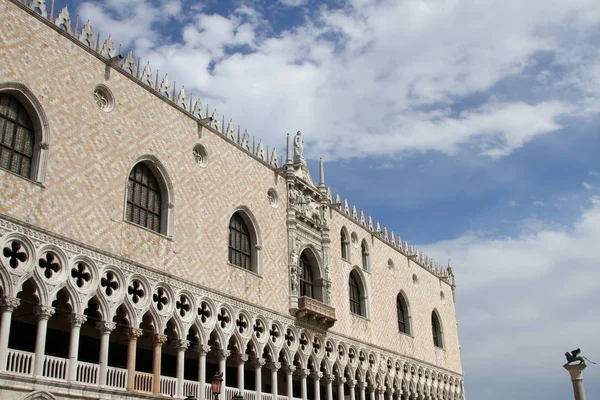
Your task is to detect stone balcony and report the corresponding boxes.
[295,297,336,328]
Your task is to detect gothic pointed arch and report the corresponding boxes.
[228,206,263,274]
[124,155,174,237]
[360,239,370,271]
[298,246,324,302]
[396,290,412,335]
[348,267,368,318]
[340,226,350,261]
[0,82,50,183]
[20,391,57,400]
[431,309,444,349]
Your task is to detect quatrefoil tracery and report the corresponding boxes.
[101,271,119,296]
[312,337,321,354]
[299,333,309,351]
[253,319,265,338]
[284,329,295,347]
[325,341,334,358]
[3,241,27,269]
[39,252,61,280]
[128,280,145,304]
[236,314,248,334]
[198,302,211,324]
[269,325,280,343]
[217,308,230,329]
[153,288,169,311]
[176,295,191,317]
[71,262,91,288]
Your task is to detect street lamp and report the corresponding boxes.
[211,372,224,400]
[232,392,244,400]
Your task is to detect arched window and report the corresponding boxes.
[361,240,369,271]
[126,162,162,233]
[0,93,35,178]
[299,252,313,298]
[349,270,366,316]
[341,228,349,260]
[432,311,443,348]
[229,212,251,270]
[396,293,410,334]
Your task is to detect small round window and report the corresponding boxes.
[93,84,115,112]
[412,273,419,287]
[193,144,209,168]
[267,188,279,208]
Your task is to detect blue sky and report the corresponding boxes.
[60,0,600,398]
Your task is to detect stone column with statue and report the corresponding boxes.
[564,348,596,400]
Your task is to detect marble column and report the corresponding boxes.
[67,314,87,381]
[348,379,357,400]
[237,354,249,393]
[254,358,266,400]
[176,339,190,397]
[285,365,296,400]
[299,368,309,400]
[387,387,393,400]
[217,349,231,390]
[126,328,143,391]
[0,297,20,372]
[564,363,588,400]
[152,333,168,394]
[197,344,211,400]
[96,321,116,386]
[268,361,281,400]
[368,385,376,400]
[311,371,323,400]
[325,375,334,400]
[33,305,55,377]
[337,377,347,400]
[359,381,366,400]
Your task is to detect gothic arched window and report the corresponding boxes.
[229,212,252,270]
[0,93,35,178]
[299,253,313,298]
[397,293,410,334]
[432,311,443,348]
[126,162,162,233]
[349,271,363,316]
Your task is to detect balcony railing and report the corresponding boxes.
[296,296,336,328]
[3,349,303,400]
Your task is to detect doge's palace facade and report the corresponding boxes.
[0,1,465,400]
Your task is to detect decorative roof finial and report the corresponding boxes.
[319,158,325,187]
[293,131,305,167]
[286,133,292,165]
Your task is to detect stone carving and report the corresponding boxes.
[289,188,322,224]
[78,20,93,47]
[209,111,219,131]
[159,75,170,97]
[100,35,115,58]
[29,0,48,18]
[270,148,279,168]
[293,131,304,164]
[54,6,72,34]
[256,140,265,161]
[225,120,235,141]
[193,100,204,119]
[141,62,153,87]
[240,129,250,150]
[122,50,135,74]
[565,349,596,365]
[177,87,186,109]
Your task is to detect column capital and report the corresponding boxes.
[153,333,168,345]
[337,377,347,385]
[267,361,281,371]
[298,368,310,378]
[563,362,587,380]
[1,296,20,312]
[348,379,357,388]
[95,320,116,333]
[324,374,335,384]
[35,305,55,320]
[238,354,249,363]
[176,339,190,351]
[359,381,368,390]
[126,327,144,339]
[376,385,386,394]
[216,349,231,360]
[252,357,266,368]
[69,314,87,328]
[311,371,323,380]
[196,343,211,355]
[284,365,296,374]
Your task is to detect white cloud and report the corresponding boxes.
[589,171,600,177]
[74,0,600,161]
[533,201,545,207]
[583,181,592,190]
[508,200,519,207]
[420,197,600,379]
[279,0,308,6]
